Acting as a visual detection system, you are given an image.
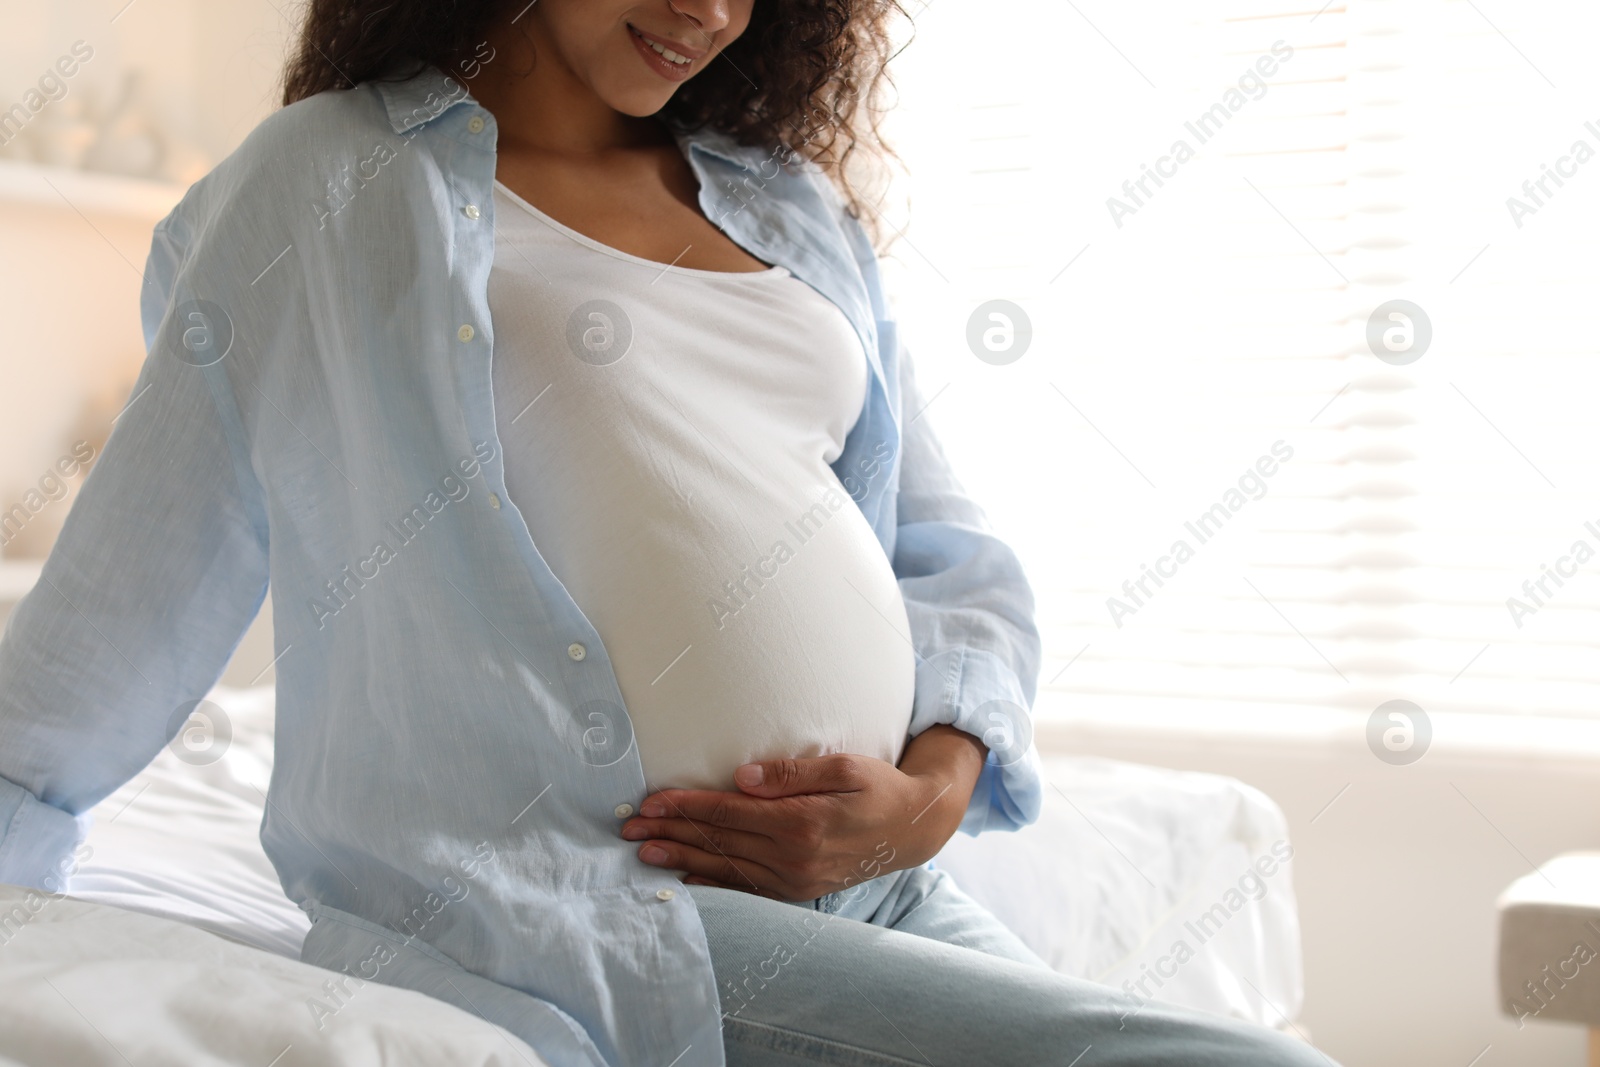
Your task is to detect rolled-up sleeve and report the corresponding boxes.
[890,327,1044,835]
[0,205,271,889]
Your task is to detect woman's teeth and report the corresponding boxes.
[640,32,692,65]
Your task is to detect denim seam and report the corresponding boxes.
[722,1014,933,1067]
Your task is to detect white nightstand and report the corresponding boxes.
[1498,852,1600,1063]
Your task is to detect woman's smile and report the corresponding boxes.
[627,22,703,82]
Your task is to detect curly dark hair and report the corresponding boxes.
[280,0,908,249]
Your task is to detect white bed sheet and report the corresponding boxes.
[65,684,1304,1030]
[69,685,311,958]
[0,885,545,1066]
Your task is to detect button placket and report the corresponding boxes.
[450,128,651,868]
[403,97,672,944]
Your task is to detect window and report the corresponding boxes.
[877,0,1600,720]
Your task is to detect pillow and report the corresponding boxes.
[932,755,1304,1028]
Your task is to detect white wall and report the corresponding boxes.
[1035,701,1600,1066]
[0,1,292,551]
[0,0,290,168]
[0,201,148,555]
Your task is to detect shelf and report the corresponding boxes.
[0,157,189,221]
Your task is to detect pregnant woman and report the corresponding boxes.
[0,1,1334,1064]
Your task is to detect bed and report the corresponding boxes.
[0,683,1305,1064]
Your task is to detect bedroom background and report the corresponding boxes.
[4,0,1599,1064]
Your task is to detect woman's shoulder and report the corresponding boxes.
[157,73,448,258]
[207,82,394,196]
[237,64,475,177]
[142,77,439,322]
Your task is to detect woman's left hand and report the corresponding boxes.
[619,724,988,901]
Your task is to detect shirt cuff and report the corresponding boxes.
[0,774,87,892]
[907,647,1043,836]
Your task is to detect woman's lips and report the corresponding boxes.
[627,23,700,83]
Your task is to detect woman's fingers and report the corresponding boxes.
[623,815,774,865]
[634,788,809,838]
[639,840,780,896]
[681,874,781,898]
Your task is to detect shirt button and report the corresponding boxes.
[614,803,634,819]
[458,324,475,342]
[463,204,480,220]
[656,888,676,902]
[488,492,501,509]
[567,642,587,662]
[467,115,486,134]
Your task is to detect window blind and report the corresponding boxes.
[875,0,1599,721]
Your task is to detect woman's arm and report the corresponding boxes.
[0,207,270,891]
[889,330,1045,836]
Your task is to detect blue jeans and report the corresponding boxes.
[687,864,1338,1066]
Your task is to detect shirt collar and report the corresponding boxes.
[375,64,478,135]
[667,122,761,170]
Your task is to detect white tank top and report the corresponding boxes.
[487,179,916,791]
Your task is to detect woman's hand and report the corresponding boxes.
[619,724,989,901]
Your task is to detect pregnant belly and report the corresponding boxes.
[545,478,917,792]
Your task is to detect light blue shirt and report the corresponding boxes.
[0,65,1042,1067]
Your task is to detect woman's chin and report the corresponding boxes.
[595,81,679,119]
[601,93,672,119]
